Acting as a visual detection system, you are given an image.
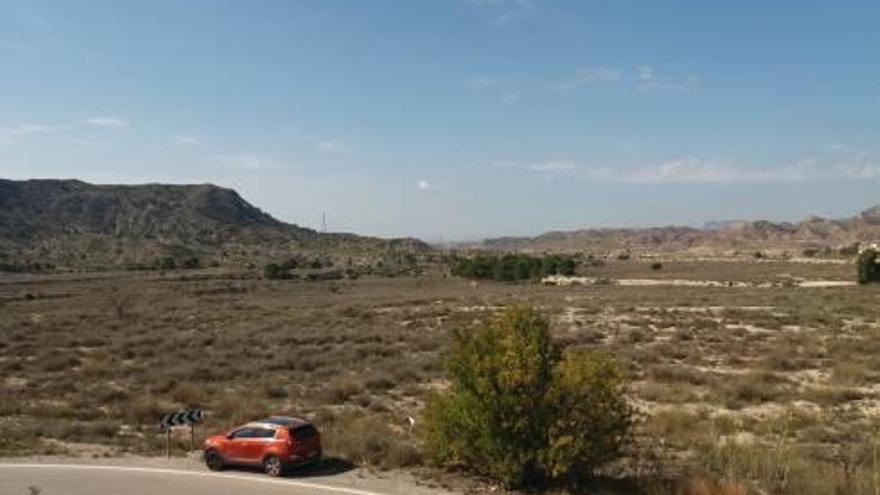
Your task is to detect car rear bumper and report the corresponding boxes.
[284,449,322,467]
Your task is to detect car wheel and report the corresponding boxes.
[204,449,225,471]
[263,455,284,477]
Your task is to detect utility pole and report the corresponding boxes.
[321,212,327,233]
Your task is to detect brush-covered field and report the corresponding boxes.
[2,260,879,494]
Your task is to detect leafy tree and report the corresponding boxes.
[424,306,632,488]
[542,255,560,275]
[495,254,520,281]
[857,248,880,284]
[557,256,577,276]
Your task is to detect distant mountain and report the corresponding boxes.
[477,206,880,255]
[0,179,428,268]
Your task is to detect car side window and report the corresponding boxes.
[229,428,254,439]
[255,428,277,439]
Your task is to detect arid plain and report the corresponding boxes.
[3,258,879,494]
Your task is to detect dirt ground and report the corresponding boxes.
[2,259,879,494]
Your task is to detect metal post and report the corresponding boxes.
[191,423,195,452]
[166,429,171,459]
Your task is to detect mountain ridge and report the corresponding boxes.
[0,178,428,268]
[476,206,880,254]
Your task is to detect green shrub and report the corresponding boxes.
[424,305,632,488]
[263,263,289,280]
[857,248,879,284]
[545,350,633,483]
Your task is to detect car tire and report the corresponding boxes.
[204,449,225,471]
[263,455,284,477]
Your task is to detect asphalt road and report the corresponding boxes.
[0,464,397,495]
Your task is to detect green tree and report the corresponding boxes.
[424,305,632,488]
[558,256,577,276]
[857,248,879,284]
[495,254,520,281]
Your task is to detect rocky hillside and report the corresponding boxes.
[0,179,428,269]
[479,206,880,256]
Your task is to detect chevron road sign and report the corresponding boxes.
[159,408,203,457]
[159,408,203,430]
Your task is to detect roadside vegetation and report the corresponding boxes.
[424,305,632,488]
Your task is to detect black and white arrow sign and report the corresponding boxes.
[159,408,203,430]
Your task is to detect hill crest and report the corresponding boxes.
[0,179,428,268]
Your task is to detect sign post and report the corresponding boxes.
[159,408,203,457]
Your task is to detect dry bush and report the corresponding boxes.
[125,397,174,426]
[319,410,418,469]
[648,364,710,386]
[719,372,791,409]
[210,393,272,425]
[320,376,366,404]
[830,360,868,385]
[171,382,207,407]
[644,477,748,495]
[644,411,711,444]
[39,353,82,373]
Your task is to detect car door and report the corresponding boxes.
[225,427,255,463]
[243,427,278,463]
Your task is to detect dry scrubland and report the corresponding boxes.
[2,260,880,494]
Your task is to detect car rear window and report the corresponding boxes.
[291,425,318,441]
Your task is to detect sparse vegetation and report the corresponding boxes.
[2,259,880,494]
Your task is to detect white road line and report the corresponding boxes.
[0,464,388,495]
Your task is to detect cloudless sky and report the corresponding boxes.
[1,0,879,240]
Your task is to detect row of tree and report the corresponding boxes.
[451,254,578,281]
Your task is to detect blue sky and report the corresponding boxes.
[1,0,879,240]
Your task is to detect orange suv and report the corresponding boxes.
[203,416,322,476]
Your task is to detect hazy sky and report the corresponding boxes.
[1,1,879,240]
